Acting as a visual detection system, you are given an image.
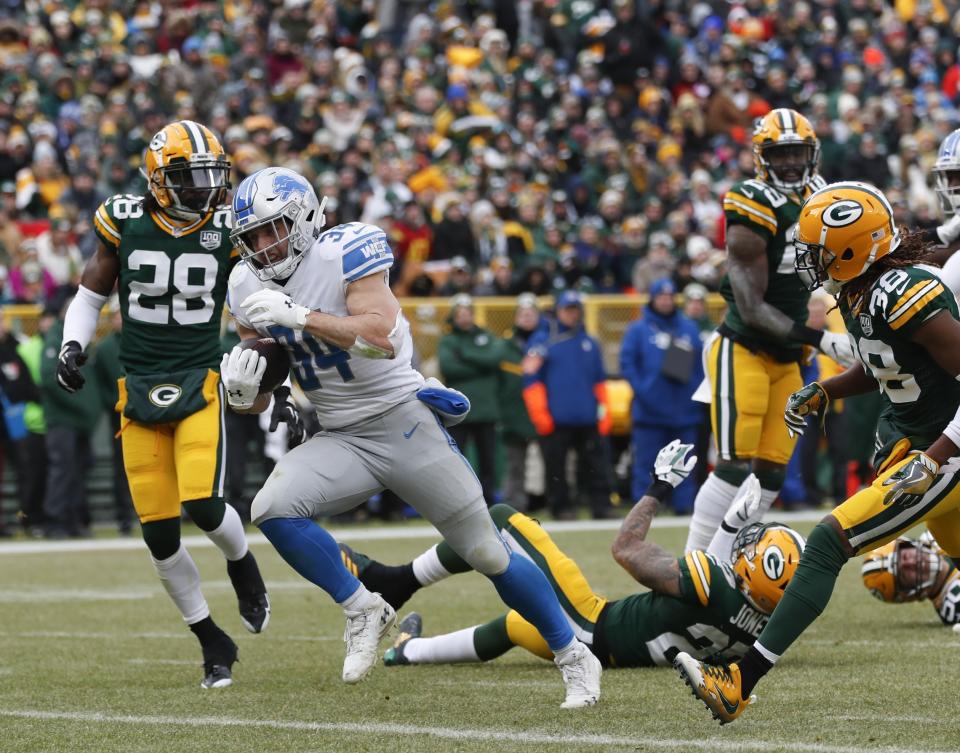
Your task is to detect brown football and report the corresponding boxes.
[237,338,290,395]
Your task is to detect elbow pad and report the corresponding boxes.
[62,285,108,350]
[348,311,407,359]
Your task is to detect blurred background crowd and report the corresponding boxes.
[0,0,946,534]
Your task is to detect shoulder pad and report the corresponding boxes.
[320,222,394,283]
[724,179,782,236]
[94,194,145,246]
[866,266,948,332]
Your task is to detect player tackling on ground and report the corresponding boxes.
[676,181,960,723]
[220,166,601,708]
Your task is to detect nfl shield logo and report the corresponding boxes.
[200,231,220,250]
[859,313,873,337]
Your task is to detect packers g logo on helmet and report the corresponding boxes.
[732,523,805,614]
[752,108,820,193]
[142,120,231,221]
[794,181,900,294]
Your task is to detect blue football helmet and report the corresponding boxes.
[933,128,960,216]
[231,167,326,281]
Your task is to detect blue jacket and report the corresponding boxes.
[525,320,605,427]
[620,306,704,428]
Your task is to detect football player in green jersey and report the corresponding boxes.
[335,441,804,671]
[676,181,960,724]
[686,108,855,555]
[55,121,274,689]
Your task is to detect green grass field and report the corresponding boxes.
[1,522,958,753]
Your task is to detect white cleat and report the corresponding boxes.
[342,595,397,683]
[555,640,602,709]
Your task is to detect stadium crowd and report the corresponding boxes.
[0,0,954,532]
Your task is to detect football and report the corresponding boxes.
[237,337,290,395]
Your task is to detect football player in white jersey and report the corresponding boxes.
[220,167,601,708]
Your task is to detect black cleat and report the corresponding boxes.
[339,543,420,611]
[201,634,238,690]
[383,612,422,667]
[227,551,270,634]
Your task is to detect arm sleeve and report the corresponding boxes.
[706,521,740,564]
[62,285,108,350]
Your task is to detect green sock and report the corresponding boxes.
[435,540,474,574]
[755,522,849,657]
[472,615,514,661]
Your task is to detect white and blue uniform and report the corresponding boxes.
[228,222,503,569]
[229,222,423,429]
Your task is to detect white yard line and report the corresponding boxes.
[0,708,953,753]
[0,511,826,557]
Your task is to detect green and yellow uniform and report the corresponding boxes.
[710,176,826,464]
[93,193,238,523]
[833,265,960,556]
[495,509,768,667]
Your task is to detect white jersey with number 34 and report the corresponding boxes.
[227,221,423,429]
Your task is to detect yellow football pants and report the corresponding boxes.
[834,455,960,557]
[707,335,801,465]
[117,371,226,524]
[499,511,607,660]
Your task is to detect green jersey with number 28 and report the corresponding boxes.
[841,264,960,453]
[92,194,237,375]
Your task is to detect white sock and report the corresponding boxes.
[205,503,248,561]
[758,487,779,518]
[411,545,452,586]
[339,583,379,611]
[552,637,580,662]
[152,544,209,624]
[754,641,781,665]
[403,627,480,663]
[685,473,740,553]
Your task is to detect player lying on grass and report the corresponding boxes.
[862,532,960,626]
[337,441,805,669]
[675,181,960,724]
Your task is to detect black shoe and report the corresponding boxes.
[227,551,270,634]
[201,634,239,690]
[339,543,420,611]
[383,612,422,667]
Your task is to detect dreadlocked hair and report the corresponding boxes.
[840,227,939,307]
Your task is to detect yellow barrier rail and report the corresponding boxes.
[2,293,729,375]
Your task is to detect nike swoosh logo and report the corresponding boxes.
[716,689,741,716]
[403,422,421,439]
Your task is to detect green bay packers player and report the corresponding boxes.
[686,108,854,553]
[56,121,269,689]
[675,181,960,723]
[862,532,960,626]
[336,442,804,671]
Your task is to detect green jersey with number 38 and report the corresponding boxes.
[720,176,826,357]
[842,265,960,456]
[93,194,237,375]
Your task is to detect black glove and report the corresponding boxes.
[269,385,305,448]
[57,341,88,393]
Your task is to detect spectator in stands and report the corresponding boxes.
[473,257,516,297]
[433,195,478,264]
[39,294,100,538]
[523,291,614,519]
[91,296,133,535]
[438,256,475,297]
[9,240,56,305]
[35,217,82,287]
[437,294,503,506]
[619,278,705,514]
[499,293,542,512]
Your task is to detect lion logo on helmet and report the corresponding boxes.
[272,173,310,202]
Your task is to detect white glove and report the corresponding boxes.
[818,330,856,368]
[937,214,960,246]
[220,346,267,410]
[241,289,310,330]
[723,474,763,529]
[653,439,697,488]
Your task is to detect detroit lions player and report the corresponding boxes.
[220,167,601,707]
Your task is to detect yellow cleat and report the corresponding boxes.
[674,651,753,725]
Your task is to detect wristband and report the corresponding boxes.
[789,323,823,348]
[644,479,674,504]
